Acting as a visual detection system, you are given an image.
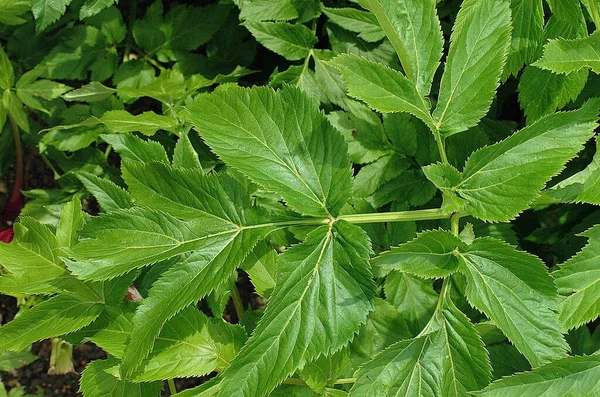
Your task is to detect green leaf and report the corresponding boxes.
[0,350,38,371]
[0,217,66,295]
[101,133,169,164]
[2,90,29,133]
[301,349,350,393]
[100,110,178,136]
[0,46,14,90]
[80,0,117,19]
[330,54,435,131]
[432,0,512,136]
[473,355,600,396]
[173,131,202,169]
[0,0,31,25]
[243,242,277,299]
[16,79,71,114]
[80,358,162,397]
[244,21,317,60]
[216,222,375,397]
[186,85,352,218]
[504,0,544,78]
[0,293,103,354]
[56,197,85,249]
[239,0,299,21]
[360,0,443,96]
[534,30,600,74]
[353,154,410,198]
[32,0,72,31]
[63,82,116,102]
[457,237,568,367]
[129,307,246,381]
[75,172,133,212]
[548,138,600,204]
[373,230,462,278]
[425,100,600,222]
[553,225,600,330]
[384,272,438,335]
[323,7,385,43]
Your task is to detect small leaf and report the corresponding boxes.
[330,54,435,131]
[474,355,600,396]
[100,110,178,136]
[457,238,568,367]
[101,133,169,164]
[244,21,317,60]
[0,350,38,371]
[32,0,72,31]
[186,85,352,218]
[80,358,161,397]
[432,0,512,136]
[373,230,462,278]
[0,45,14,89]
[173,131,202,169]
[63,82,116,102]
[504,0,544,78]
[534,30,600,74]
[80,0,117,19]
[323,7,385,43]
[239,0,299,22]
[2,90,28,132]
[75,172,134,212]
[56,197,85,249]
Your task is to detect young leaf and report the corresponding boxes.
[373,230,462,278]
[56,197,85,249]
[548,138,600,204]
[75,172,134,212]
[360,0,443,96]
[504,0,544,78]
[330,54,435,131]
[323,7,385,43]
[457,238,568,367]
[0,293,103,354]
[0,45,14,90]
[186,85,352,218]
[80,358,162,397]
[425,100,600,222]
[215,222,375,397]
[244,21,317,61]
[534,31,600,74]
[553,225,600,330]
[432,0,512,136]
[474,355,600,396]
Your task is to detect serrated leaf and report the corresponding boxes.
[0,293,103,354]
[361,0,443,96]
[353,154,410,198]
[186,85,352,218]
[373,230,462,278]
[101,133,169,164]
[323,7,385,42]
[457,237,568,367]
[62,82,116,102]
[129,307,246,381]
[0,45,14,90]
[16,79,71,114]
[80,358,161,397]
[330,54,435,131]
[534,30,600,74]
[239,0,299,21]
[80,0,116,19]
[473,355,600,396]
[56,197,84,249]
[0,0,31,25]
[216,222,375,397]
[425,100,600,222]
[243,242,277,299]
[244,21,317,60]
[173,131,202,169]
[432,0,512,136]
[548,138,600,204]
[504,0,544,78]
[384,272,438,335]
[0,217,66,294]
[2,90,28,133]
[301,349,350,393]
[75,172,133,212]
[0,350,37,371]
[553,225,600,330]
[100,110,178,136]
[32,0,72,31]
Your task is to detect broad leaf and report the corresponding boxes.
[457,238,568,367]
[0,293,103,354]
[80,358,161,397]
[373,229,462,278]
[330,54,435,131]
[215,222,376,397]
[244,21,316,61]
[186,85,352,218]
[424,100,600,222]
[474,355,600,396]
[323,7,385,43]
[432,0,512,136]
[553,225,600,330]
[534,31,600,74]
[360,0,443,96]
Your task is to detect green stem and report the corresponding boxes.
[282,378,306,386]
[231,283,245,319]
[333,378,357,385]
[168,378,177,395]
[450,212,461,236]
[337,208,456,224]
[433,129,449,164]
[282,377,357,386]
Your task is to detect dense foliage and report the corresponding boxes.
[1,0,600,396]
